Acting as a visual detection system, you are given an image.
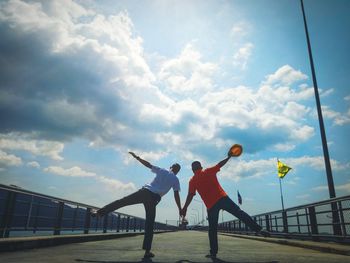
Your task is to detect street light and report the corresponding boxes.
[191,213,198,225]
[300,0,341,235]
[192,208,200,225]
[193,198,205,225]
[190,215,197,225]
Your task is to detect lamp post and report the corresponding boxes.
[300,0,341,235]
[193,198,205,225]
[192,208,200,225]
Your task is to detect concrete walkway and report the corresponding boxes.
[0,231,349,263]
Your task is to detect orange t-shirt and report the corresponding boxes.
[188,164,227,209]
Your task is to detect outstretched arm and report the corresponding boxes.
[174,191,181,215]
[129,152,152,169]
[217,156,231,168]
[181,193,195,217]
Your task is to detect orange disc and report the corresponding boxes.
[229,144,243,157]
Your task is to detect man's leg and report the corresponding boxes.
[221,196,261,232]
[97,189,145,216]
[207,204,220,257]
[142,201,157,257]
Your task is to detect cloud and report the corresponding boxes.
[312,183,350,193]
[96,176,136,192]
[321,105,350,126]
[0,149,22,166]
[27,161,40,168]
[158,43,218,95]
[263,65,308,86]
[0,133,64,160]
[44,164,136,192]
[0,0,319,164]
[220,155,350,181]
[230,21,251,40]
[44,166,96,177]
[232,42,253,70]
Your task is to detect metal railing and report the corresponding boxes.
[218,195,350,243]
[0,184,177,238]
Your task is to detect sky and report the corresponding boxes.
[0,0,349,226]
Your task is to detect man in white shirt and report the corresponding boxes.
[93,151,181,259]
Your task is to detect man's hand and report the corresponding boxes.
[129,151,138,159]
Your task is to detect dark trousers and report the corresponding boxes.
[207,196,262,255]
[98,188,161,251]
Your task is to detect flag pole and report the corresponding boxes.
[279,177,285,211]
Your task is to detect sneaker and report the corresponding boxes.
[143,251,155,258]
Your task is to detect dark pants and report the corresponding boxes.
[98,188,161,251]
[207,196,262,255]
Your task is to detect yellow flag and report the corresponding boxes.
[277,159,292,178]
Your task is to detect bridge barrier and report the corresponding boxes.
[0,184,177,238]
[218,195,350,243]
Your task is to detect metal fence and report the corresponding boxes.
[218,195,350,243]
[0,184,177,238]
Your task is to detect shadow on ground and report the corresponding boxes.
[76,258,279,263]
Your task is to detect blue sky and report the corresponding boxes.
[0,0,349,225]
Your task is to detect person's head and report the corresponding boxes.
[170,163,181,174]
[191,161,202,173]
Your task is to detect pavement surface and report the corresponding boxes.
[0,231,349,263]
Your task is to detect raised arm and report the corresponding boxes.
[174,191,181,215]
[217,155,231,168]
[129,152,152,169]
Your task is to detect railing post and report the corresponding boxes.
[265,214,270,232]
[0,191,17,238]
[338,201,346,236]
[126,216,130,232]
[133,218,136,232]
[103,214,108,233]
[308,206,318,237]
[282,211,288,233]
[84,208,91,234]
[116,214,120,232]
[54,202,64,235]
[296,212,301,234]
[330,201,342,236]
[72,205,78,232]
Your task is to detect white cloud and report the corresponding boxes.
[233,42,253,70]
[230,21,251,40]
[44,166,96,177]
[263,65,308,86]
[27,161,40,168]
[0,150,22,166]
[312,183,350,193]
[96,176,136,192]
[158,43,218,94]
[220,156,350,181]
[321,105,350,126]
[43,164,136,192]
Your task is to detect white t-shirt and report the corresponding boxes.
[143,166,180,197]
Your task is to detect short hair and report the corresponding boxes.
[191,161,202,171]
[172,163,181,173]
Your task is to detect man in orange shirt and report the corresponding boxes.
[181,153,268,259]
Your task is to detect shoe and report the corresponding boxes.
[143,251,155,258]
[259,229,270,237]
[205,253,216,259]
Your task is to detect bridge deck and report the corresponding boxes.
[0,231,349,263]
